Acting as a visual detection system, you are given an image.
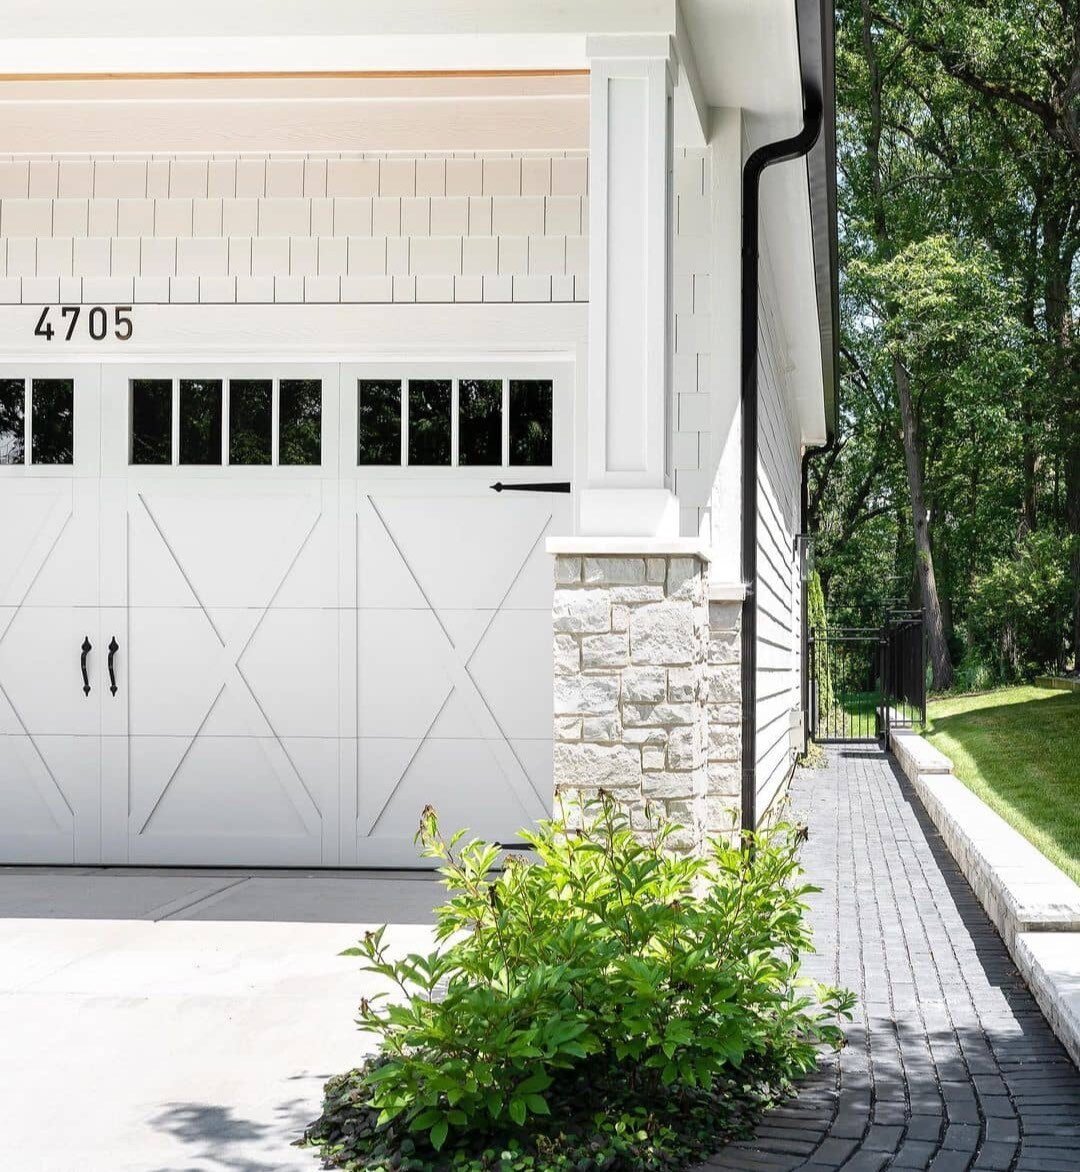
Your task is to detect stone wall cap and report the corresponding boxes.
[708,581,748,601]
[546,536,712,562]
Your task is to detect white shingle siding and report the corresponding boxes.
[672,147,712,537]
[0,151,589,305]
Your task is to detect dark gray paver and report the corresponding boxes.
[699,745,1080,1171]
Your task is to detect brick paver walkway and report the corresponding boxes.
[702,745,1080,1172]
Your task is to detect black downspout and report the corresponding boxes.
[740,86,824,834]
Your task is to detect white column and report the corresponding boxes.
[580,34,678,537]
[706,107,744,587]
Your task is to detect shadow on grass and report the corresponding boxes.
[925,690,1080,878]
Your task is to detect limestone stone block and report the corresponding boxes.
[554,672,619,715]
[554,634,580,675]
[555,715,582,741]
[709,701,741,725]
[623,701,695,727]
[666,557,702,600]
[667,667,699,702]
[708,662,741,703]
[642,746,667,771]
[623,727,668,746]
[581,632,630,669]
[582,714,622,743]
[553,589,610,634]
[641,771,695,799]
[702,795,739,831]
[611,605,630,633]
[555,556,582,585]
[708,626,740,664]
[630,601,696,665]
[666,725,705,770]
[646,558,667,584]
[554,741,641,789]
[709,723,740,761]
[583,556,646,585]
[623,666,667,703]
[707,760,739,797]
[708,600,741,631]
[609,584,666,603]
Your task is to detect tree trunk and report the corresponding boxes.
[895,358,954,689]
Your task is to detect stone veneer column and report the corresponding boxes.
[705,600,742,838]
[552,553,710,852]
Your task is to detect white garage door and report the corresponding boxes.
[0,362,570,866]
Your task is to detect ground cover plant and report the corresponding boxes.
[302,794,854,1171]
[926,685,1080,883]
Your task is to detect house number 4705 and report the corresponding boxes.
[34,305,134,342]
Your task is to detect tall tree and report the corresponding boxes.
[872,0,1080,659]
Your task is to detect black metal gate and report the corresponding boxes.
[808,611,925,745]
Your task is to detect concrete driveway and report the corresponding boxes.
[0,867,442,1172]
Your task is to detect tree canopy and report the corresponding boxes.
[813,0,1080,686]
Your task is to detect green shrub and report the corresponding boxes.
[302,795,854,1171]
[949,647,996,694]
[967,531,1071,680]
[807,570,834,720]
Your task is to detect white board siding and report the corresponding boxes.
[755,230,802,818]
[0,151,588,306]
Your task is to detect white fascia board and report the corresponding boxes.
[674,4,710,146]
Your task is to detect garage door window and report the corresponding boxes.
[0,378,74,466]
[356,376,553,468]
[130,377,322,466]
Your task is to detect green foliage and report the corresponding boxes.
[967,531,1072,680]
[948,648,996,695]
[303,796,854,1171]
[813,0,1079,677]
[806,570,834,719]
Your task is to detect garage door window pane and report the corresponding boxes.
[279,379,322,466]
[408,379,451,466]
[130,379,172,465]
[358,380,401,465]
[229,379,272,465]
[458,379,502,466]
[0,379,25,465]
[31,379,74,465]
[509,380,553,466]
[179,379,222,465]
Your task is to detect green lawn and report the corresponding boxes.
[924,685,1080,884]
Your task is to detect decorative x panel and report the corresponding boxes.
[358,494,556,837]
[130,492,324,837]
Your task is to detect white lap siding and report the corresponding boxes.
[755,240,802,819]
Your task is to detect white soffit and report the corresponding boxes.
[760,156,828,445]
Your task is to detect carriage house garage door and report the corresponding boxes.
[0,362,570,867]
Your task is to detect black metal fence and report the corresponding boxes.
[808,611,926,745]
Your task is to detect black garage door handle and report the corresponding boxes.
[80,636,92,697]
[490,481,571,494]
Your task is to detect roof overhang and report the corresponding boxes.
[796,0,839,441]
